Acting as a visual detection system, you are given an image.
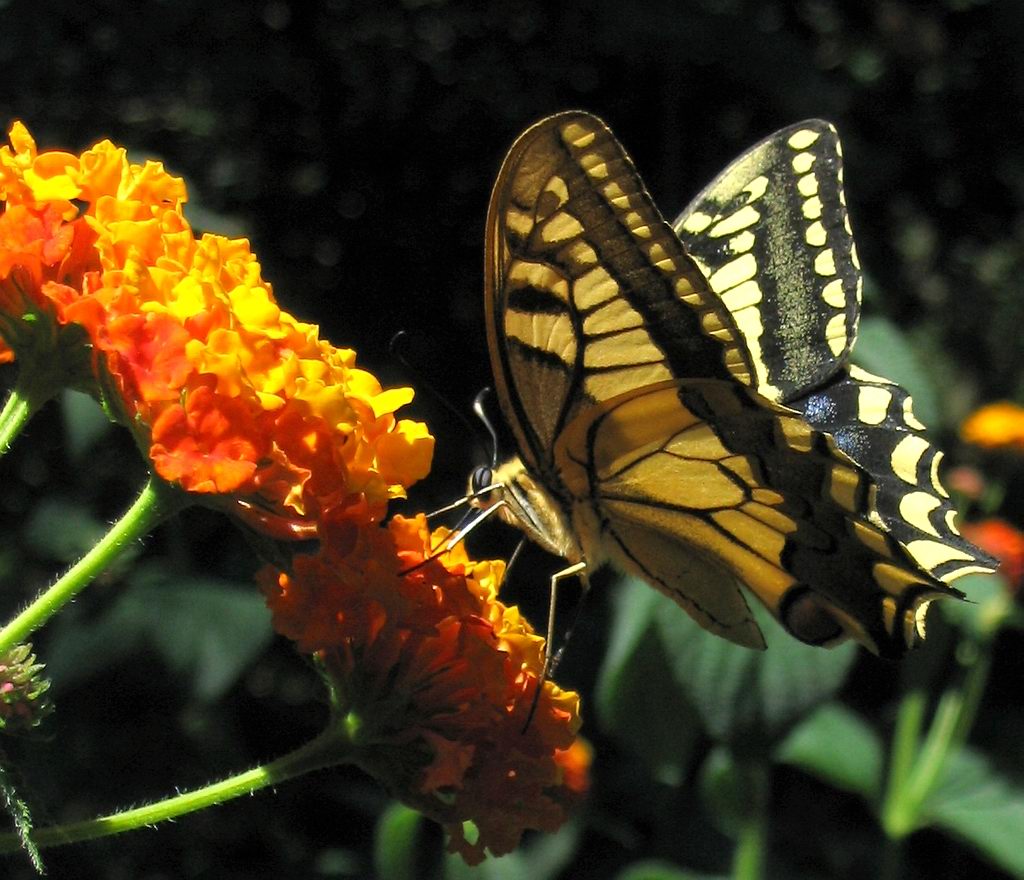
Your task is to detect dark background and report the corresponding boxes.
[2,0,1024,878]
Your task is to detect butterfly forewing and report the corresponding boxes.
[486,111,756,477]
[674,120,861,403]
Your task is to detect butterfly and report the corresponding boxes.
[470,111,995,657]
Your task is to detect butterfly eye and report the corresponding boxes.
[470,465,494,495]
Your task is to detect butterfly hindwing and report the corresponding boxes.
[791,365,998,582]
[673,121,993,588]
[554,379,963,656]
[673,120,861,403]
[486,111,756,478]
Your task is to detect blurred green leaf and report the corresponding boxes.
[697,746,753,839]
[653,583,857,743]
[59,389,113,462]
[615,860,726,880]
[922,747,1024,877]
[46,563,272,702]
[853,316,940,428]
[443,819,581,880]
[0,545,17,589]
[595,578,700,784]
[775,703,884,801]
[24,496,110,564]
[312,847,364,876]
[939,573,1013,641]
[373,803,424,880]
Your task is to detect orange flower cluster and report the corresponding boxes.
[0,121,432,524]
[261,510,587,863]
[2,122,588,860]
[961,401,1024,451]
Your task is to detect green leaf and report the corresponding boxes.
[45,563,272,702]
[373,803,425,880]
[59,389,113,461]
[442,819,581,880]
[515,821,584,880]
[143,576,273,702]
[921,746,1024,876]
[940,573,1005,621]
[775,703,884,801]
[652,582,857,743]
[23,496,111,564]
[697,746,748,838]
[939,573,1014,641]
[595,578,700,784]
[852,315,940,428]
[312,848,363,876]
[615,860,727,880]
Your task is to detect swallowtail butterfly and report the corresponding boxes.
[473,111,994,656]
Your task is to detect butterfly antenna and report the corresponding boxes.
[472,388,499,469]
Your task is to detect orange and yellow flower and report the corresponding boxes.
[261,513,587,863]
[0,121,431,527]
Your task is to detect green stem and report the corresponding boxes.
[732,761,769,880]
[0,725,349,853]
[0,749,43,871]
[894,689,962,828]
[882,689,957,840]
[878,690,926,873]
[882,688,925,833]
[881,631,997,843]
[952,643,993,746]
[0,388,39,456]
[0,327,81,455]
[0,477,187,654]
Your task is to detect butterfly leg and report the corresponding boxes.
[522,561,588,733]
[545,560,589,679]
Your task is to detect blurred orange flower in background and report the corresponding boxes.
[960,518,1024,595]
[961,401,1024,451]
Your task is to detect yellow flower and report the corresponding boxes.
[0,121,81,209]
